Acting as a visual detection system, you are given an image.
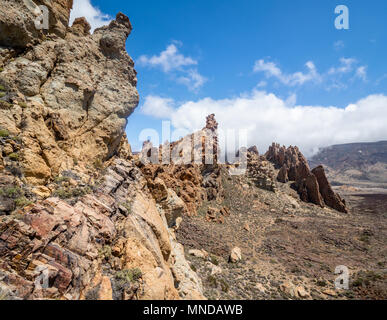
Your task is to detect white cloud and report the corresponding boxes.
[138,44,197,72]
[141,95,175,119]
[70,0,112,32]
[253,59,321,86]
[137,43,207,91]
[254,57,369,91]
[355,66,367,81]
[328,58,357,75]
[177,69,208,92]
[143,91,387,157]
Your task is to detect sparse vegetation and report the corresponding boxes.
[53,186,92,199]
[98,245,112,260]
[121,200,132,214]
[8,153,19,161]
[54,176,70,184]
[316,280,327,287]
[210,255,219,266]
[14,196,32,208]
[0,84,5,91]
[0,129,9,137]
[0,101,12,109]
[115,268,142,284]
[207,275,218,288]
[93,158,104,170]
[219,279,229,293]
[84,284,101,300]
[0,186,23,199]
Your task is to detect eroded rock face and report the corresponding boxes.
[312,166,348,213]
[0,10,139,184]
[0,0,73,49]
[0,159,205,300]
[265,143,348,212]
[139,115,224,216]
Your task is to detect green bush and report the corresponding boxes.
[14,197,32,208]
[0,92,5,98]
[98,245,112,260]
[8,153,19,161]
[19,102,28,109]
[115,268,142,284]
[0,186,23,199]
[0,67,4,73]
[0,129,9,137]
[53,186,92,199]
[54,176,70,184]
[0,85,5,91]
[0,101,11,109]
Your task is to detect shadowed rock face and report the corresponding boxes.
[0,8,139,184]
[266,143,348,213]
[312,165,348,213]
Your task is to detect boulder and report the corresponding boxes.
[229,247,242,263]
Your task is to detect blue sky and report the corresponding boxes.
[70,0,387,156]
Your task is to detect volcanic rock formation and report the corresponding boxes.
[0,4,204,300]
[0,2,139,185]
[266,143,348,213]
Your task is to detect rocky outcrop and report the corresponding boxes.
[312,166,348,213]
[0,0,73,49]
[246,150,277,192]
[0,159,205,300]
[0,9,139,184]
[266,143,348,212]
[139,115,223,216]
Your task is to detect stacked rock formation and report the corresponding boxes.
[265,143,348,213]
[138,114,223,216]
[0,2,139,185]
[246,148,277,192]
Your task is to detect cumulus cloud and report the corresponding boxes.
[141,91,387,157]
[177,69,208,92]
[253,59,321,86]
[138,44,197,72]
[254,57,369,91]
[70,0,112,31]
[141,95,175,118]
[137,43,207,91]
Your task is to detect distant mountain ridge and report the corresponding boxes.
[309,141,387,189]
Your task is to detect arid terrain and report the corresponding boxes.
[0,1,385,301]
[176,167,387,300]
